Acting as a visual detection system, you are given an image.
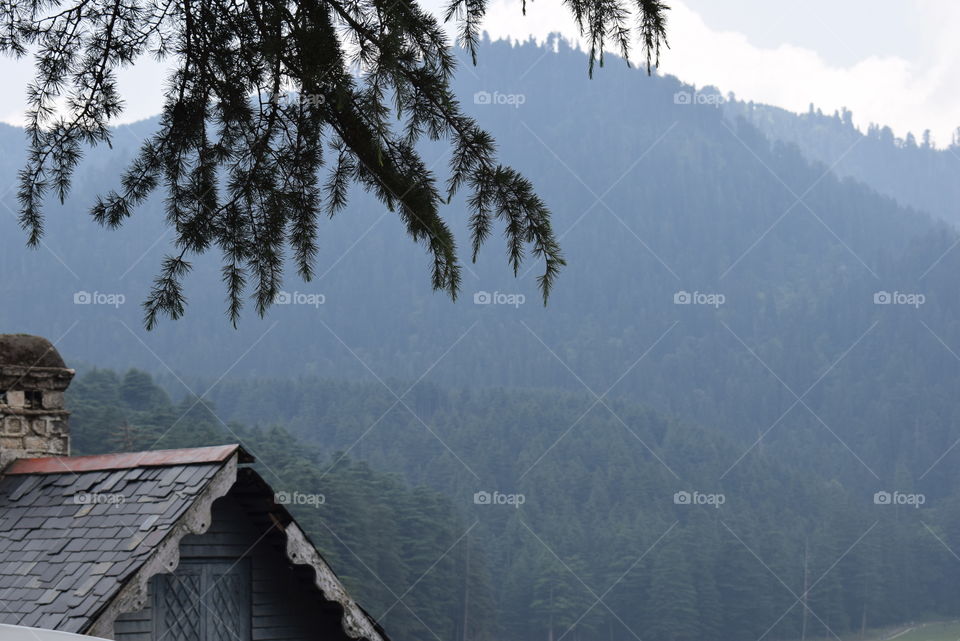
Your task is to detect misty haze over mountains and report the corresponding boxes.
[2,38,958,404]
[5,37,960,641]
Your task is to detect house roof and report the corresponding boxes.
[0,446,389,641]
[0,457,224,631]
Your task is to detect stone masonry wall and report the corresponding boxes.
[0,365,74,467]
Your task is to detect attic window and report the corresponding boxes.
[24,390,43,409]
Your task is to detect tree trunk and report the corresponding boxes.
[462,535,470,641]
[801,537,810,641]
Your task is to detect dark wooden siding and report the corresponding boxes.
[112,597,152,641]
[115,491,353,641]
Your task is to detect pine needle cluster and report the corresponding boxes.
[1,0,668,327]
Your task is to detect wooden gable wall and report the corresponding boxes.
[113,489,357,641]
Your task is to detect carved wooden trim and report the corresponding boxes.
[284,521,386,641]
[86,455,388,641]
[85,455,239,639]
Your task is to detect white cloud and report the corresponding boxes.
[451,0,960,145]
[660,1,960,145]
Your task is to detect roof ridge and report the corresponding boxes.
[3,444,252,475]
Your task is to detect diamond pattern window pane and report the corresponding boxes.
[156,567,203,639]
[152,559,251,641]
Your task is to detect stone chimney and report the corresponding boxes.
[0,334,75,468]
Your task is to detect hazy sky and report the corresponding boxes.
[2,0,956,145]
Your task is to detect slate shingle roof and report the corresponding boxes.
[0,447,233,632]
[0,444,390,641]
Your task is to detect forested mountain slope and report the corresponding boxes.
[4,38,960,489]
[724,99,960,226]
[68,369,495,641]
[70,369,960,641]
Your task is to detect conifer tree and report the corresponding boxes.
[1,0,669,327]
[644,537,700,641]
[120,369,167,410]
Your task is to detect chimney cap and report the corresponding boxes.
[0,334,67,369]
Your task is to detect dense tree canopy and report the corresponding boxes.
[0,0,668,326]
[69,368,960,641]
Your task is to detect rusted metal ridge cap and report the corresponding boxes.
[4,444,254,475]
